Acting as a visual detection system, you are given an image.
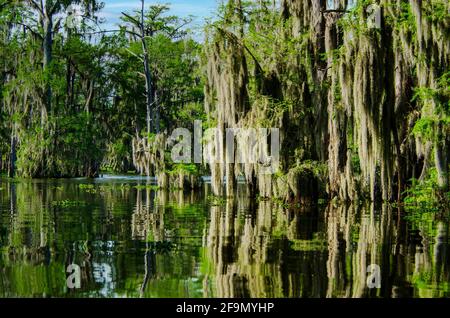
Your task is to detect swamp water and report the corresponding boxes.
[0,176,448,298]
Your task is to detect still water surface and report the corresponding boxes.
[0,176,448,298]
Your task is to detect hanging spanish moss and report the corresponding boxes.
[203,0,449,202]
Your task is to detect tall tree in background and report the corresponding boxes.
[1,0,105,177]
[120,1,192,135]
[16,0,103,120]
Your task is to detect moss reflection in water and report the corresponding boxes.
[0,178,449,298]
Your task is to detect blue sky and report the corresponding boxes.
[100,0,220,33]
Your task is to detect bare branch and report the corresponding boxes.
[80,29,142,38]
[167,19,192,38]
[15,21,43,39]
[121,12,141,28]
[53,17,62,33]
[27,0,43,16]
[49,1,60,16]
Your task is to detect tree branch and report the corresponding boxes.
[80,29,142,38]
[121,12,141,28]
[15,21,43,39]
[27,0,43,16]
[215,26,263,74]
[126,48,144,62]
[49,1,60,16]
[167,19,192,38]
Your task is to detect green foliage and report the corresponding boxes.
[119,4,203,134]
[16,113,102,177]
[412,72,450,140]
[294,160,329,181]
[103,136,132,173]
[392,1,417,32]
[0,2,204,177]
[413,118,436,139]
[424,0,449,24]
[168,163,199,176]
[403,169,449,229]
[404,170,441,212]
[339,0,380,36]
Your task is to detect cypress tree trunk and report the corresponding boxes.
[435,130,449,191]
[154,89,160,134]
[140,0,154,136]
[42,12,53,117]
[8,130,16,178]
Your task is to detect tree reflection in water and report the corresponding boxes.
[0,179,448,298]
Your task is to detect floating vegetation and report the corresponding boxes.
[78,184,97,194]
